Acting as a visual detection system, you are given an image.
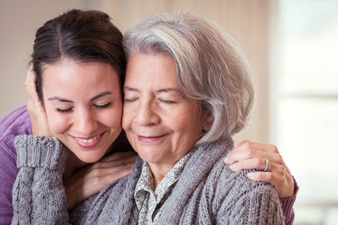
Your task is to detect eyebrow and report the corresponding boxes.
[47,91,113,102]
[124,86,179,94]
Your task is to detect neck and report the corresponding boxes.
[63,151,87,179]
[149,163,172,189]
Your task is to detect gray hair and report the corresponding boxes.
[123,12,254,144]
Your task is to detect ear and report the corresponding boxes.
[202,111,213,132]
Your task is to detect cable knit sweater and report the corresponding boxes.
[12,135,284,225]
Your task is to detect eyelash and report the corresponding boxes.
[124,98,137,103]
[56,108,73,113]
[95,102,111,109]
[159,100,175,105]
[55,103,111,113]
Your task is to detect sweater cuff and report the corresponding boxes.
[280,177,299,224]
[14,135,68,172]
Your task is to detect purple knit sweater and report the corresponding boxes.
[0,105,297,225]
[0,105,31,225]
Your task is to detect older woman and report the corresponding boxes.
[12,12,288,225]
[117,12,284,224]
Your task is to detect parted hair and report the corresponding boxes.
[123,12,255,144]
[31,9,126,101]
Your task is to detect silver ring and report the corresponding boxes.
[263,159,270,172]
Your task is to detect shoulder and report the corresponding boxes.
[200,142,279,203]
[0,105,31,163]
[0,105,32,144]
[215,163,276,196]
[210,162,283,223]
[212,164,281,214]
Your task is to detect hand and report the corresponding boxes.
[224,140,294,198]
[64,151,137,209]
[25,65,51,136]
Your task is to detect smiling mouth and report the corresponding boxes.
[76,135,100,143]
[137,133,168,142]
[73,133,103,148]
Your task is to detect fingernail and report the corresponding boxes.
[229,163,237,171]
[247,172,254,179]
[224,156,229,163]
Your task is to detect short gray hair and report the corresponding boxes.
[123,12,254,144]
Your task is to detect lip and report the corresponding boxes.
[72,132,104,148]
[137,134,167,143]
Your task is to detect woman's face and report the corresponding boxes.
[42,59,123,163]
[123,53,208,173]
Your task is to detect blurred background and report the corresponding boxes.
[1,0,337,224]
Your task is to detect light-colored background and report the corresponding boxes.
[1,1,338,224]
[0,0,272,143]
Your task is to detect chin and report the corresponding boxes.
[77,152,105,164]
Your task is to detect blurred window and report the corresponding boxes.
[274,0,338,224]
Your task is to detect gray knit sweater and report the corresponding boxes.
[12,136,285,225]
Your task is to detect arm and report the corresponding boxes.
[224,140,297,224]
[11,135,70,225]
[0,140,18,225]
[0,105,31,225]
[231,183,284,224]
[64,151,137,209]
[280,179,299,225]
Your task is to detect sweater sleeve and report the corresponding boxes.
[244,183,285,225]
[216,171,285,225]
[280,177,299,225]
[11,135,70,225]
[0,140,18,225]
[0,105,31,225]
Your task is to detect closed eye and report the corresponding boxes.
[94,102,111,109]
[124,97,138,103]
[159,99,176,105]
[56,107,73,113]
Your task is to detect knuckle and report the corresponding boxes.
[265,172,273,181]
[91,176,105,186]
[244,148,255,158]
[275,154,283,163]
[274,164,286,175]
[253,158,263,168]
[241,140,252,148]
[270,144,279,153]
[88,163,106,173]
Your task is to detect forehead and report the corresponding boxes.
[41,60,121,93]
[42,59,117,78]
[125,53,177,86]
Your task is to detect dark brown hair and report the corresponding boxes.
[31,9,126,101]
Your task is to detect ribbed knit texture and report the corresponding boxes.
[12,136,68,225]
[12,136,285,224]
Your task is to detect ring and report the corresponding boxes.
[263,159,270,172]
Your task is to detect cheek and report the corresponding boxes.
[121,114,131,131]
[122,106,133,130]
[173,113,204,137]
[102,107,123,129]
[43,102,72,136]
[46,112,70,135]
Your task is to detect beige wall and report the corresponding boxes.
[0,0,275,143]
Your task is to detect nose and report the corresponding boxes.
[73,108,97,135]
[134,100,160,126]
